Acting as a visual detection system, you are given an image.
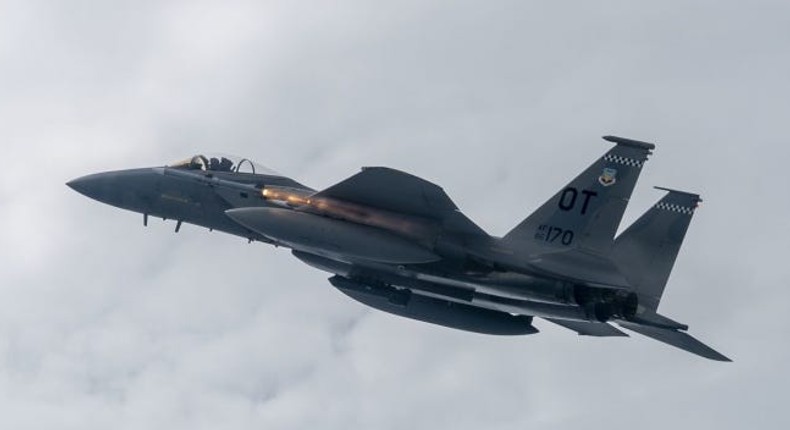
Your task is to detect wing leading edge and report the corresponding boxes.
[545,318,629,337]
[313,167,458,218]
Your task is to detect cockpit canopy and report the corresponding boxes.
[169,154,279,175]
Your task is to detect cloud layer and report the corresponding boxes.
[1,1,788,428]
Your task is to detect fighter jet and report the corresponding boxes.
[67,137,730,361]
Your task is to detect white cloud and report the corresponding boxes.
[1,0,788,428]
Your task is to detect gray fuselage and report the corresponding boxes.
[68,164,619,330]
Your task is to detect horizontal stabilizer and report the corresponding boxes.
[627,309,688,331]
[545,318,628,337]
[618,321,731,362]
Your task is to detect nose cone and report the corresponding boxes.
[67,172,114,202]
[67,168,160,209]
[67,173,107,199]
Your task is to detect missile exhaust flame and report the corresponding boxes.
[261,185,438,240]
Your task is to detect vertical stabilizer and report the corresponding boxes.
[503,136,654,255]
[613,188,701,310]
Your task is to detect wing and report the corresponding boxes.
[544,318,629,337]
[313,167,487,236]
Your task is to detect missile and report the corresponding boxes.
[225,207,440,264]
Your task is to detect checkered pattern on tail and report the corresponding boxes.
[655,202,695,215]
[603,154,644,168]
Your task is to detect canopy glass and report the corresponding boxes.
[169,154,280,175]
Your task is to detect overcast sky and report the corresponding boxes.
[1,1,788,428]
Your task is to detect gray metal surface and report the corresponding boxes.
[68,140,730,361]
[545,319,629,337]
[227,207,441,264]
